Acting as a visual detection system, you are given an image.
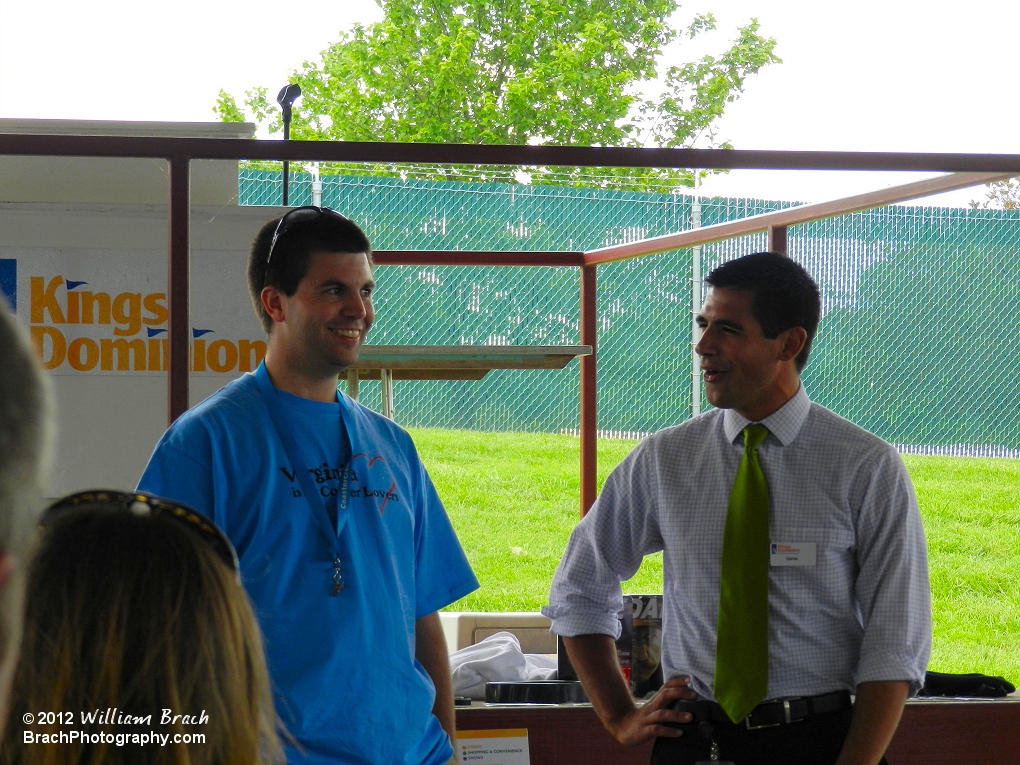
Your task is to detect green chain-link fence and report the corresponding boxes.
[241,169,1020,455]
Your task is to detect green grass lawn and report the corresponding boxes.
[411,428,1020,682]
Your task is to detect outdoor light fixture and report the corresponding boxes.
[277,83,302,206]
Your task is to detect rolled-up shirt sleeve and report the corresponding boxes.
[852,447,932,694]
[543,440,665,638]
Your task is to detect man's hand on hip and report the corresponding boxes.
[563,634,697,747]
[606,675,700,747]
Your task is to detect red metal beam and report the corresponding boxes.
[585,171,1013,265]
[8,131,1020,517]
[167,156,190,425]
[580,266,598,517]
[6,133,1020,173]
[373,251,585,267]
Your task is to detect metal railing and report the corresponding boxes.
[3,132,1019,513]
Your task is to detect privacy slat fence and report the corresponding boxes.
[244,170,1020,455]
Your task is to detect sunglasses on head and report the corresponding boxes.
[265,206,351,266]
[41,490,240,577]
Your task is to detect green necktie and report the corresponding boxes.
[714,423,771,724]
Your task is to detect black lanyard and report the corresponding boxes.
[255,362,350,594]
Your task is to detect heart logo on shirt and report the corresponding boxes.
[351,452,398,516]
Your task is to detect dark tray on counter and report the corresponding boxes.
[485,681,589,704]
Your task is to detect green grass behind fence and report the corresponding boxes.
[412,428,1020,681]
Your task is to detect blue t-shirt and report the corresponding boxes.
[138,363,479,765]
[268,386,350,533]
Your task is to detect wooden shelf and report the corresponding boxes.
[349,345,592,377]
[349,369,488,381]
[345,345,592,418]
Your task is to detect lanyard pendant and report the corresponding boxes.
[332,555,345,595]
[695,729,734,765]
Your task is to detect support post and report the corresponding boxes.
[691,196,702,419]
[580,265,597,517]
[347,369,360,401]
[312,162,322,207]
[768,224,788,256]
[281,113,291,205]
[381,368,394,419]
[167,155,190,425]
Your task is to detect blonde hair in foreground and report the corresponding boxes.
[0,296,53,733]
[0,503,282,765]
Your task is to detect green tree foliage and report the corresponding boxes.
[971,178,1020,210]
[216,0,778,189]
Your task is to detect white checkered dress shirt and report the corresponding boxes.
[544,386,932,700]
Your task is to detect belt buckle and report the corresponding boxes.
[743,699,802,730]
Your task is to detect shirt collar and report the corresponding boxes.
[722,385,811,446]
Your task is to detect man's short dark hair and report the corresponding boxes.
[247,210,374,333]
[705,252,821,371]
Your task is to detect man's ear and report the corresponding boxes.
[776,326,808,363]
[261,286,287,326]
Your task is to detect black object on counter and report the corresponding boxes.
[485,680,589,704]
[919,671,1016,698]
[557,635,578,682]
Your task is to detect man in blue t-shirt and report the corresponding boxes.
[139,208,479,765]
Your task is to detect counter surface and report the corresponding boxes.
[456,695,1020,764]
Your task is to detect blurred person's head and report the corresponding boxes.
[0,297,52,729]
[1,491,281,765]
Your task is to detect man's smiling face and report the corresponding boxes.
[273,250,375,377]
[695,287,799,422]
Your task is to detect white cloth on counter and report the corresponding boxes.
[449,631,558,699]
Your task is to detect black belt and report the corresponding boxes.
[672,690,852,731]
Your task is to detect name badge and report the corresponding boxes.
[770,542,817,566]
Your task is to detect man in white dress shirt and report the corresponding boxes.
[544,252,931,765]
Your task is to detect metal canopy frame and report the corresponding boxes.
[2,132,1017,514]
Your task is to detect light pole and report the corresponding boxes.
[276,83,302,206]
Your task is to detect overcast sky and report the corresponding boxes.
[1,0,1016,207]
